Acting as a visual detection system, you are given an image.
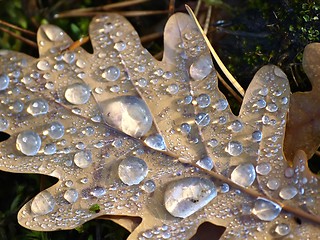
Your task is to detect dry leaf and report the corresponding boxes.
[0,12,319,239]
[284,43,320,161]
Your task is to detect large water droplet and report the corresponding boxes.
[279,186,298,200]
[189,55,213,81]
[252,197,281,221]
[43,25,64,42]
[225,141,243,156]
[74,150,92,168]
[164,177,217,218]
[0,74,10,90]
[65,83,91,105]
[231,163,256,187]
[101,96,153,137]
[64,189,78,203]
[275,223,290,236]
[48,122,64,139]
[31,191,55,215]
[118,156,148,186]
[101,66,120,81]
[196,157,214,170]
[16,131,41,156]
[144,134,166,151]
[0,117,9,131]
[27,99,49,116]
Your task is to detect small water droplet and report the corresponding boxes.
[256,162,271,175]
[267,179,280,190]
[258,88,269,96]
[64,189,78,203]
[0,74,10,90]
[141,179,156,193]
[63,52,75,64]
[275,223,290,236]
[266,103,278,112]
[255,99,266,108]
[90,186,106,198]
[76,59,86,68]
[180,123,191,134]
[16,131,41,156]
[137,78,148,87]
[101,66,120,81]
[279,186,298,200]
[36,60,50,71]
[252,197,281,221]
[189,55,213,81]
[229,120,243,132]
[166,84,179,94]
[114,41,126,51]
[47,122,64,139]
[27,99,49,116]
[164,177,217,218]
[10,100,24,112]
[220,183,229,193]
[43,25,64,42]
[196,94,211,108]
[231,163,256,187]
[196,156,214,170]
[195,113,210,126]
[144,134,166,151]
[252,130,262,142]
[0,117,9,131]
[207,139,218,148]
[214,99,228,111]
[31,190,55,215]
[225,141,243,156]
[44,143,56,155]
[101,96,153,138]
[74,150,92,168]
[65,83,91,105]
[118,156,148,186]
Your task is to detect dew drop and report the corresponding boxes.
[196,156,214,170]
[164,177,217,218]
[101,66,120,81]
[267,179,280,190]
[10,100,24,113]
[207,139,218,148]
[196,94,211,108]
[180,123,191,134]
[101,96,153,137]
[65,83,91,105]
[74,150,92,168]
[31,191,55,215]
[90,186,106,198]
[275,223,290,236]
[47,122,64,139]
[44,143,56,155]
[195,113,210,126]
[225,141,243,156]
[27,99,49,116]
[64,189,78,203]
[214,99,228,111]
[252,197,281,221]
[141,179,156,193]
[231,163,256,187]
[16,131,41,156]
[166,84,179,94]
[256,162,271,175]
[43,25,64,42]
[252,130,262,142]
[0,74,10,90]
[189,55,213,81]
[229,120,243,132]
[255,99,266,108]
[114,41,126,51]
[279,186,298,200]
[144,134,166,151]
[266,103,278,112]
[220,183,230,193]
[36,60,50,71]
[0,117,9,131]
[118,156,148,186]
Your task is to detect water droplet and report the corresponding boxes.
[90,186,106,198]
[27,99,49,116]
[252,130,262,142]
[65,83,91,105]
[137,78,148,87]
[184,95,193,104]
[101,96,153,137]
[44,143,56,155]
[267,179,280,190]
[64,189,78,203]
[231,163,256,187]
[256,163,271,175]
[10,100,24,112]
[196,157,214,170]
[144,134,166,151]
[0,117,9,131]
[195,113,210,126]
[207,139,218,148]
[229,120,243,132]
[102,66,120,81]
[220,183,230,193]
[189,55,213,81]
[166,84,179,94]
[76,59,86,68]
[141,179,156,193]
[275,223,290,236]
[225,141,243,156]
[114,41,126,51]
[16,131,41,156]
[43,25,64,42]
[255,99,266,108]
[258,88,269,96]
[266,103,278,112]
[214,99,228,111]
[118,156,148,186]
[63,52,75,64]
[31,190,55,215]
[284,167,294,178]
[36,60,50,71]
[279,186,298,200]
[164,177,217,218]
[196,94,211,108]
[0,74,10,90]
[74,150,92,168]
[252,197,281,221]
[180,123,191,134]
[47,122,64,139]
